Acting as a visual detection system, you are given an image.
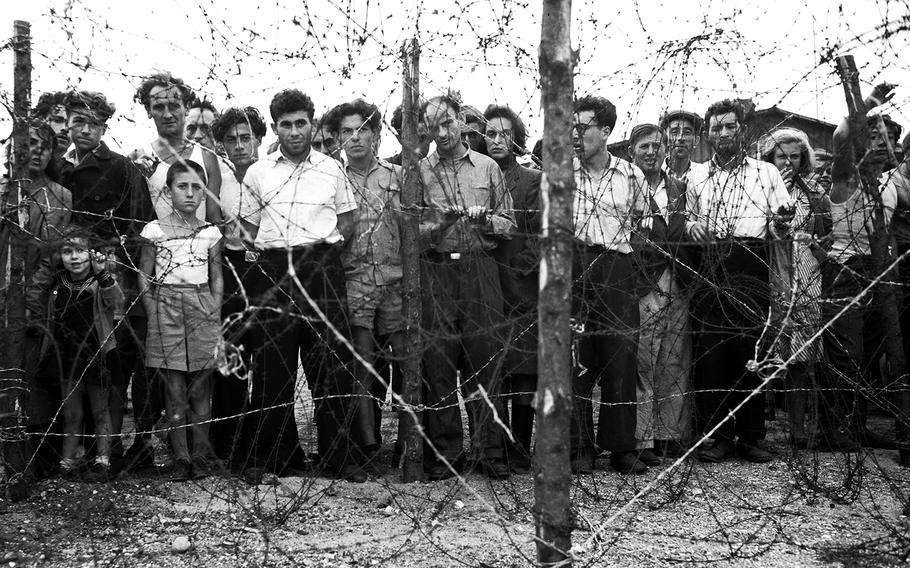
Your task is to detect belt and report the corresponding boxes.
[422,250,486,262]
[154,282,210,291]
[243,242,335,263]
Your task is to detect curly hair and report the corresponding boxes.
[268,89,315,122]
[574,95,617,131]
[482,104,528,153]
[134,72,195,111]
[32,91,68,119]
[760,127,816,176]
[28,119,58,154]
[212,106,267,141]
[703,99,746,133]
[325,99,382,135]
[64,90,116,120]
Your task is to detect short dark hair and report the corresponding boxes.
[704,99,745,132]
[870,114,903,145]
[134,72,196,111]
[64,90,116,120]
[482,104,528,152]
[165,159,206,187]
[32,91,67,119]
[189,98,219,117]
[421,93,461,120]
[28,119,58,154]
[628,123,663,148]
[57,223,102,251]
[212,106,267,142]
[326,99,382,135]
[268,89,315,123]
[574,95,617,130]
[391,105,403,134]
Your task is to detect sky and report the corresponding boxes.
[1,0,909,156]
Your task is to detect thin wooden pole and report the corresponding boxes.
[536,1,575,563]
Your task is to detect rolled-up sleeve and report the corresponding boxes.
[488,163,515,237]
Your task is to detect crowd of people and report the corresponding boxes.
[5,70,910,487]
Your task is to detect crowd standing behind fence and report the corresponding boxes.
[4,66,910,488]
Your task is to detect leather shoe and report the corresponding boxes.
[818,428,860,453]
[636,448,661,467]
[900,448,910,468]
[856,428,896,449]
[610,451,647,475]
[698,439,734,463]
[426,464,457,481]
[339,464,368,483]
[480,458,510,480]
[570,453,593,475]
[737,441,772,463]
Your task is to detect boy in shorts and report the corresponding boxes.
[139,160,223,481]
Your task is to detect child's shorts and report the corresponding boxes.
[146,284,220,372]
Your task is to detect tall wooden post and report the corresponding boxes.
[398,38,424,482]
[536,1,575,563]
[835,55,910,469]
[1,20,32,501]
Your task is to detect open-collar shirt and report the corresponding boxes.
[344,157,403,285]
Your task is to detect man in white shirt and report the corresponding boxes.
[234,88,365,483]
[686,99,792,464]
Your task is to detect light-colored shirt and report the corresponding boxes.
[236,148,357,250]
[828,181,897,262]
[140,221,221,285]
[572,153,648,253]
[344,158,403,286]
[419,148,514,253]
[686,156,790,239]
[218,163,246,251]
[142,142,208,223]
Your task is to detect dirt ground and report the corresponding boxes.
[2,398,910,567]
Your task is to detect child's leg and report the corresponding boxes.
[86,382,112,462]
[59,377,85,465]
[188,370,213,459]
[162,369,191,461]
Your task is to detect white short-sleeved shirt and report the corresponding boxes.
[218,163,246,251]
[235,148,357,249]
[140,220,222,285]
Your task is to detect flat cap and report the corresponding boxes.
[659,109,703,133]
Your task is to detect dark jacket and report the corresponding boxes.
[635,171,697,290]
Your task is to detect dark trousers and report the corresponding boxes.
[570,249,640,456]
[692,239,769,443]
[210,248,251,462]
[239,244,356,474]
[420,253,507,467]
[820,256,887,429]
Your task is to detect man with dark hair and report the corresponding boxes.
[327,99,404,471]
[207,106,268,463]
[659,109,703,182]
[569,94,649,475]
[462,105,487,154]
[686,98,792,463]
[32,91,70,160]
[386,104,431,165]
[313,110,343,163]
[628,123,694,463]
[234,88,365,482]
[130,71,222,224]
[483,104,540,474]
[185,98,219,150]
[418,94,515,480]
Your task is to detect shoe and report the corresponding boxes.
[122,439,155,472]
[426,464,457,481]
[359,451,383,476]
[191,456,216,480]
[698,439,734,463]
[636,448,661,467]
[169,459,192,482]
[59,465,81,481]
[480,458,510,480]
[570,453,594,475]
[787,434,810,450]
[82,461,111,483]
[339,464,368,483]
[656,440,687,459]
[242,467,265,485]
[856,428,896,449]
[817,428,860,453]
[900,448,910,468]
[610,452,647,475]
[738,441,772,463]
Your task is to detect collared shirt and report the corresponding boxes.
[572,152,648,253]
[236,148,357,250]
[343,158,403,285]
[219,161,247,251]
[419,148,514,253]
[686,156,790,239]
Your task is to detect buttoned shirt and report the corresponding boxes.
[343,158,403,286]
[419,148,514,253]
[572,153,648,253]
[236,148,357,250]
[219,163,247,251]
[686,156,790,239]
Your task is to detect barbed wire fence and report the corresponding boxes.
[1,1,910,566]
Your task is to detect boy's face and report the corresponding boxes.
[28,129,53,175]
[166,170,206,215]
[67,109,107,152]
[60,238,92,279]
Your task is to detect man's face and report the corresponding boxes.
[147,85,187,139]
[573,110,610,162]
[28,129,52,175]
[424,101,463,155]
[485,116,515,161]
[666,118,697,161]
[185,107,217,149]
[338,114,376,163]
[221,123,261,169]
[463,118,485,152]
[772,142,803,173]
[707,112,741,157]
[631,131,664,176]
[67,109,107,153]
[273,110,313,159]
[166,170,206,215]
[46,104,70,151]
[60,238,91,279]
[865,126,897,165]
[312,126,340,161]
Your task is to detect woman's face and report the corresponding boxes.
[772,141,803,173]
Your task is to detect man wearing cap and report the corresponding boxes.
[659,109,704,183]
[686,99,792,464]
[628,123,694,463]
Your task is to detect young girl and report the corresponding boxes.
[139,159,223,482]
[36,229,123,482]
